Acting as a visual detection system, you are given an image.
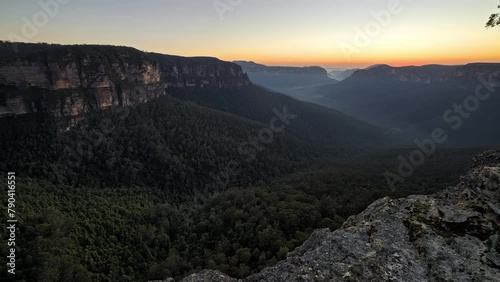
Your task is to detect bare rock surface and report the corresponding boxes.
[181,150,500,282]
[0,45,165,117]
[0,44,250,118]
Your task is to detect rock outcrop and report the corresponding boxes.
[151,54,250,89]
[0,43,251,117]
[0,45,166,116]
[181,150,500,281]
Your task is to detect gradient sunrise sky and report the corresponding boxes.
[1,0,499,68]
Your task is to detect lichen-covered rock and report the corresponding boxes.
[183,150,500,282]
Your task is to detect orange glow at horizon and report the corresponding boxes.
[211,50,500,69]
[151,24,500,69]
[2,0,500,69]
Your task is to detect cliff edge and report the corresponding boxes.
[180,150,500,281]
[0,42,250,117]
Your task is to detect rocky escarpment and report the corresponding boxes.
[180,150,500,281]
[149,53,250,89]
[348,63,500,84]
[0,43,251,117]
[0,44,166,116]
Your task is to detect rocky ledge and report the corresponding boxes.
[180,150,500,281]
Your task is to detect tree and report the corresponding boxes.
[486,4,500,28]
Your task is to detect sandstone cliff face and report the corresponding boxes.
[0,45,166,117]
[149,53,251,89]
[348,63,500,84]
[0,44,251,117]
[181,150,500,282]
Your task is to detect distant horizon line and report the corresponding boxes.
[237,60,500,70]
[2,40,499,70]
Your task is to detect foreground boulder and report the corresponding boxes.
[181,150,500,282]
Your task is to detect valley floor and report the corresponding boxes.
[0,146,487,281]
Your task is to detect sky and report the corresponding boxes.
[1,0,499,68]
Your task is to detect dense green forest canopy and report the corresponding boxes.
[0,91,487,281]
[0,148,483,281]
[0,42,492,281]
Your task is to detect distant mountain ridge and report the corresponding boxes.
[298,62,500,146]
[234,61,335,87]
[234,61,330,76]
[347,63,500,85]
[234,61,336,100]
[0,42,384,146]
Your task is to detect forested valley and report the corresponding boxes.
[0,93,487,281]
